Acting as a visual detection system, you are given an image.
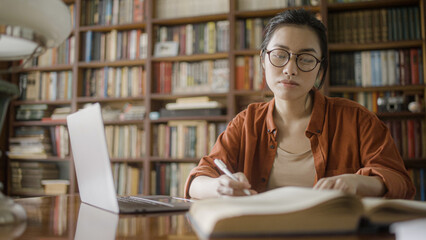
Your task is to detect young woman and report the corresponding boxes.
[185,9,415,199]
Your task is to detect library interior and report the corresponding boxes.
[0,0,426,239]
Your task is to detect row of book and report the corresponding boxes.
[328,7,421,43]
[9,161,60,196]
[111,162,143,196]
[81,0,145,26]
[150,162,197,197]
[409,168,426,201]
[105,125,146,159]
[330,48,423,87]
[152,121,227,159]
[41,106,72,122]
[153,59,229,94]
[25,36,75,67]
[19,71,73,101]
[8,126,69,159]
[383,119,425,160]
[18,105,71,123]
[119,103,146,121]
[155,21,230,56]
[97,103,145,121]
[51,125,69,159]
[82,66,145,98]
[235,18,269,50]
[235,55,265,91]
[81,30,148,62]
[16,104,51,121]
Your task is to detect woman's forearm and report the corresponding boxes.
[188,176,220,199]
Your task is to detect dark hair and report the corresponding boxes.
[260,9,328,89]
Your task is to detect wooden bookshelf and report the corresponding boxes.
[5,0,426,200]
[326,0,426,200]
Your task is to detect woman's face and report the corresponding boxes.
[263,25,322,101]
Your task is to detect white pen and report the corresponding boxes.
[214,159,251,196]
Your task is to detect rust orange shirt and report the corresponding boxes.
[184,90,415,199]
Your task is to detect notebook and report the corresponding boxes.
[67,103,192,214]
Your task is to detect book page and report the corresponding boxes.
[362,197,426,224]
[189,187,363,236]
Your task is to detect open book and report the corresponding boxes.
[187,187,426,239]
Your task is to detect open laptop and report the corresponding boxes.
[67,103,192,214]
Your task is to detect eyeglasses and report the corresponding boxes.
[265,49,322,72]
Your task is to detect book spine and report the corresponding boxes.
[420,168,425,201]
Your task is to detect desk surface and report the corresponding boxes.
[3,194,397,240]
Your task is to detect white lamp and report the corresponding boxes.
[0,0,71,232]
[0,0,72,61]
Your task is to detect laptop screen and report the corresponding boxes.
[67,103,120,213]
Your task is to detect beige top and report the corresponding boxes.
[267,147,315,190]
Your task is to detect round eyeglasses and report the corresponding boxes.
[265,49,322,72]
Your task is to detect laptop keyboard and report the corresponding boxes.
[117,196,174,211]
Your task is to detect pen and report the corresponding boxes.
[214,159,251,196]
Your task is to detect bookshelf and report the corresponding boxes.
[326,0,426,200]
[4,0,426,200]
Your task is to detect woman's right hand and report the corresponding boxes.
[217,172,256,196]
[189,174,257,199]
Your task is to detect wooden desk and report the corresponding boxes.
[2,195,397,239]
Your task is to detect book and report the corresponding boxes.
[235,56,245,90]
[9,161,56,169]
[10,161,59,190]
[165,120,208,158]
[175,96,210,103]
[84,30,93,62]
[133,0,144,22]
[165,100,224,110]
[410,48,420,85]
[188,187,426,239]
[407,120,415,158]
[8,129,52,159]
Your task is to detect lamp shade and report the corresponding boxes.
[0,0,72,61]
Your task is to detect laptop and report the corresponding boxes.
[67,103,192,214]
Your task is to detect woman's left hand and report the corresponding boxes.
[313,174,386,197]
